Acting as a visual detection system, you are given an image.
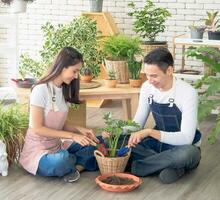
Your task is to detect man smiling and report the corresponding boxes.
[128,48,201,184]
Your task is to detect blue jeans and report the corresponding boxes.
[36,143,98,177]
[130,137,201,177]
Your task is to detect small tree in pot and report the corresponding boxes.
[128,0,171,67]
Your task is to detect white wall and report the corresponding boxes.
[1,0,220,85]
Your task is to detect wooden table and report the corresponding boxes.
[80,81,140,120]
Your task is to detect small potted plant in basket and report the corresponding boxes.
[95,112,142,192]
[105,70,117,88]
[94,112,140,174]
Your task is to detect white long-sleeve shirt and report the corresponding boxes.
[133,77,199,146]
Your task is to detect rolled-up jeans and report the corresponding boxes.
[130,137,201,177]
[36,142,98,177]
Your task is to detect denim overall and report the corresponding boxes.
[130,94,201,177]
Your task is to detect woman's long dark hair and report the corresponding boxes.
[33,47,83,104]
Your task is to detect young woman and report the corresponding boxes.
[19,47,99,182]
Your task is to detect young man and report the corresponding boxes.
[128,48,201,184]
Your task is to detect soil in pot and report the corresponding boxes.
[101,175,135,185]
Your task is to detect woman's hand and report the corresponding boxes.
[78,127,99,144]
[128,130,149,148]
[101,131,111,138]
[72,134,97,146]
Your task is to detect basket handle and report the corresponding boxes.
[94,150,105,157]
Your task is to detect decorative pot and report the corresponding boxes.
[104,59,129,84]
[105,79,117,88]
[89,0,103,12]
[10,0,27,13]
[80,75,93,83]
[11,78,36,88]
[95,173,142,192]
[208,31,220,40]
[129,79,142,88]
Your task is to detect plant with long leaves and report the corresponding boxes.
[0,102,28,164]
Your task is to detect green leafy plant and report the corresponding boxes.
[107,70,116,80]
[0,102,28,164]
[128,60,142,80]
[103,34,142,61]
[186,46,220,144]
[19,53,45,80]
[20,16,104,79]
[204,11,220,32]
[99,112,140,157]
[128,0,171,42]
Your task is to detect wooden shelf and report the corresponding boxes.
[81,12,119,37]
[81,12,119,108]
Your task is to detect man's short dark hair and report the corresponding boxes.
[144,48,174,72]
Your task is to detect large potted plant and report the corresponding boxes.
[0,102,28,165]
[94,112,140,174]
[186,46,220,144]
[103,34,142,83]
[20,16,104,80]
[128,0,171,63]
[1,0,35,13]
[204,11,220,40]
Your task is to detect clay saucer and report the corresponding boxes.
[95,173,142,192]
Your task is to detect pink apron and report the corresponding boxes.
[19,84,71,175]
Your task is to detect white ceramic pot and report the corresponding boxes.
[10,0,27,13]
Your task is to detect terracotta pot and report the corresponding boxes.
[95,173,142,192]
[105,79,117,88]
[80,75,93,83]
[129,79,142,88]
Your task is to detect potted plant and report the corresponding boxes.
[89,0,103,12]
[103,34,142,84]
[189,25,206,40]
[94,112,140,174]
[186,46,220,144]
[128,59,142,88]
[105,70,117,88]
[128,0,171,61]
[19,16,104,80]
[204,11,220,40]
[1,0,35,13]
[80,67,93,83]
[0,102,28,165]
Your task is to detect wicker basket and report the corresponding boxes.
[94,150,131,174]
[104,59,129,84]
